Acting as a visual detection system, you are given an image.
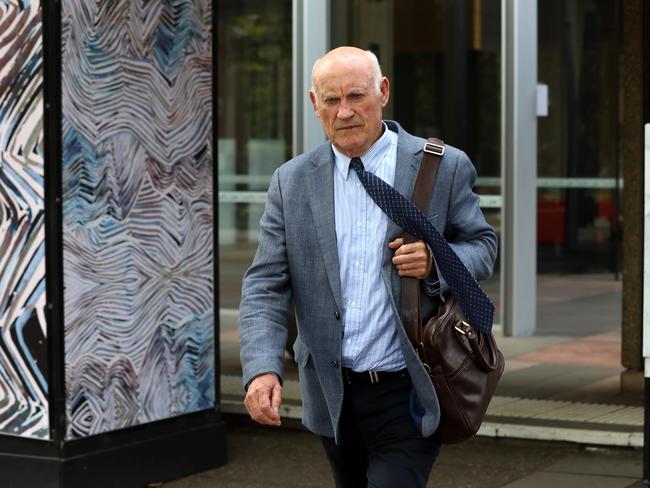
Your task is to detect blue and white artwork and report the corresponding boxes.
[0,0,48,439]
[61,0,214,439]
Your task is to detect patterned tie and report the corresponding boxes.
[350,157,495,334]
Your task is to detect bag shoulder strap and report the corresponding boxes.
[401,137,444,351]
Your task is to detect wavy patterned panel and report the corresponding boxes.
[61,0,214,439]
[0,0,48,439]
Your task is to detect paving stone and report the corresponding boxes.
[162,418,643,488]
[544,451,642,478]
[500,472,637,488]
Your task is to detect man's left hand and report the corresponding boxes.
[389,238,432,279]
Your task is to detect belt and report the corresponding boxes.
[342,367,409,386]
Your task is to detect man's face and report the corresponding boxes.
[310,56,389,158]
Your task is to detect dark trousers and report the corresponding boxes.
[321,373,440,488]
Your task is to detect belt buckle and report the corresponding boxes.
[368,371,379,384]
[423,141,445,156]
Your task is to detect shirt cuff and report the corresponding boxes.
[422,277,441,297]
[423,244,449,298]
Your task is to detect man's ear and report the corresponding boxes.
[380,77,390,107]
[309,90,319,116]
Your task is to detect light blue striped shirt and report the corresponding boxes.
[332,124,406,372]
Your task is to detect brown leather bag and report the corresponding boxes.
[401,138,505,444]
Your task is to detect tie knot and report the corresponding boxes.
[350,157,364,174]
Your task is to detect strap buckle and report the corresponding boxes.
[454,321,472,335]
[454,321,477,339]
[423,141,445,156]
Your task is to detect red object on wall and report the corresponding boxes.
[537,197,566,244]
[597,195,616,222]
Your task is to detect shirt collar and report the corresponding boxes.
[332,122,392,180]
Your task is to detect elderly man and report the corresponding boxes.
[239,46,497,487]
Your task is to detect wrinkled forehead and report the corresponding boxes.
[312,55,375,94]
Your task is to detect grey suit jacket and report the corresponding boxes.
[238,121,497,442]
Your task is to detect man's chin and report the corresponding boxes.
[334,144,364,157]
[333,137,366,154]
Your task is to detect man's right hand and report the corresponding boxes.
[244,373,283,426]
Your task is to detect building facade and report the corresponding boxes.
[218,0,629,342]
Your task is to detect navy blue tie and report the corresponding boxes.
[350,157,495,334]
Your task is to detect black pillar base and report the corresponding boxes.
[0,413,227,488]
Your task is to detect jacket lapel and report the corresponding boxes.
[307,144,343,311]
[381,122,424,314]
[305,124,423,316]
[384,123,423,242]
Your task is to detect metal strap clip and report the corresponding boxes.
[454,321,472,335]
[423,141,445,156]
[368,371,379,384]
[454,320,477,340]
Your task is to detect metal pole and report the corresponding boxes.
[501,0,538,336]
[292,0,329,157]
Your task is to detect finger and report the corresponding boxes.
[247,392,281,426]
[393,241,427,256]
[398,268,428,278]
[252,409,280,426]
[396,261,428,275]
[393,251,427,265]
[388,238,404,249]
[256,388,281,424]
[245,381,281,426]
[395,258,429,276]
[271,384,282,414]
[395,263,425,276]
[259,404,281,426]
[396,260,423,270]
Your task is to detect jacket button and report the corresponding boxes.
[334,311,341,320]
[331,360,339,368]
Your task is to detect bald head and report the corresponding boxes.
[308,46,390,157]
[311,47,383,96]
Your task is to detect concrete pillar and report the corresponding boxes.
[621,0,644,390]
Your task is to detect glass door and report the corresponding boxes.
[330,0,503,323]
[217,0,293,311]
[537,0,621,336]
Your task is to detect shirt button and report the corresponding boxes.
[356,182,362,187]
[356,221,362,228]
[345,339,352,345]
[334,311,341,320]
[331,360,339,369]
[353,261,360,268]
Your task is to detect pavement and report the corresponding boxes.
[162,414,643,487]
[200,271,646,486]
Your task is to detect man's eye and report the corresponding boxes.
[349,93,364,100]
[324,97,338,104]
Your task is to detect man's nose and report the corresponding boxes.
[337,103,354,119]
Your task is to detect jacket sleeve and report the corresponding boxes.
[238,168,291,389]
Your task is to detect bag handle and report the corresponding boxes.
[451,302,500,372]
[401,137,444,356]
